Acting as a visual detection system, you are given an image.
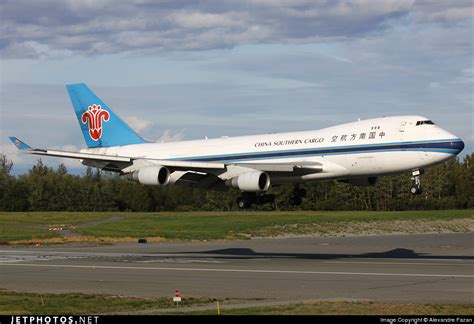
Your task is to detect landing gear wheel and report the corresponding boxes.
[237,197,245,209]
[410,186,423,195]
[236,197,251,209]
[410,186,419,195]
[288,197,296,206]
[288,196,302,206]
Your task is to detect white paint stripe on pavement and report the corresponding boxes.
[1,263,473,278]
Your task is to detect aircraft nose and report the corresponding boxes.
[450,138,465,154]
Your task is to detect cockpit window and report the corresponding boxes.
[416,120,435,126]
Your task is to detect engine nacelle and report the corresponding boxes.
[343,177,378,187]
[228,171,271,192]
[132,165,170,186]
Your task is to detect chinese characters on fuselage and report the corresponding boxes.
[254,128,386,148]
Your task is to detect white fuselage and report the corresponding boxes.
[82,115,463,184]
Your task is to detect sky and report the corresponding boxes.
[0,0,473,174]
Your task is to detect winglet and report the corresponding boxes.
[8,137,32,150]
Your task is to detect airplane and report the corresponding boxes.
[9,83,465,209]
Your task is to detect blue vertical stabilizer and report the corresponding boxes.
[66,83,147,148]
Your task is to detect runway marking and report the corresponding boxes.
[1,263,473,278]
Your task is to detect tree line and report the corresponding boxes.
[0,153,472,212]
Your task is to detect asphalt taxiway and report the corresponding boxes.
[0,233,473,304]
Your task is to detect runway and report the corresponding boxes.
[1,233,473,304]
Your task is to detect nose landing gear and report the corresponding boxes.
[410,170,423,195]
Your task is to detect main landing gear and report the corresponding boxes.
[410,170,423,195]
[236,185,308,209]
[288,185,306,207]
[236,192,275,209]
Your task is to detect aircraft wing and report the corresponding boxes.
[8,137,226,173]
[9,137,325,188]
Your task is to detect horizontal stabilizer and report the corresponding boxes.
[8,137,32,150]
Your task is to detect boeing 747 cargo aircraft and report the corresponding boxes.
[10,83,465,208]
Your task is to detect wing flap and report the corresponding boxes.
[41,149,132,162]
[157,160,225,170]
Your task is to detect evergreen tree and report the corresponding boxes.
[0,153,472,211]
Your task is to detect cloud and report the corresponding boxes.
[1,78,472,175]
[2,0,471,59]
[124,116,154,133]
[159,129,186,143]
[413,0,473,23]
[0,143,32,168]
[0,0,472,167]
[450,67,474,85]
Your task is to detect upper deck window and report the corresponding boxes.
[416,120,435,126]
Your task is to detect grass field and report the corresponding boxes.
[0,210,472,244]
[165,301,474,316]
[174,301,474,315]
[0,291,472,315]
[0,212,112,242]
[0,291,214,315]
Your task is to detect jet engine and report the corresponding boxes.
[132,165,170,186]
[228,171,271,192]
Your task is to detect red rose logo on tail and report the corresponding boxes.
[81,104,110,141]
